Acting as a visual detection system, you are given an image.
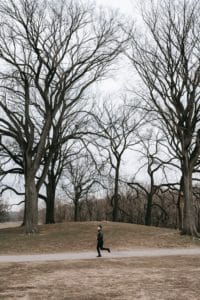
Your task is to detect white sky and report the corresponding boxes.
[95,0,135,13]
[93,0,140,96]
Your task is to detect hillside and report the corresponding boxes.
[0,221,199,255]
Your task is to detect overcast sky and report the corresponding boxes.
[92,0,139,97]
[95,0,135,13]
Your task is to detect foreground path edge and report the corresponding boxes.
[0,248,200,263]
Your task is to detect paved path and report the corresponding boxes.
[0,248,200,263]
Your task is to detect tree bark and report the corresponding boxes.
[45,198,55,224]
[182,159,199,236]
[112,162,120,222]
[24,172,38,233]
[177,190,183,231]
[145,193,153,226]
[45,171,56,224]
[74,200,79,222]
[45,181,55,224]
[21,197,27,227]
[178,177,184,231]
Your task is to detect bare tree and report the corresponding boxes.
[40,141,78,224]
[90,99,143,221]
[128,131,178,226]
[0,0,127,233]
[39,105,90,224]
[0,109,90,225]
[62,152,103,222]
[0,99,90,225]
[128,0,200,236]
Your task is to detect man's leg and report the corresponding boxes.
[97,242,102,257]
[100,242,111,253]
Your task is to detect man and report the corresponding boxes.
[96,224,111,257]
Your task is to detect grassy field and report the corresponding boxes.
[1,221,200,299]
[1,256,200,299]
[0,221,199,255]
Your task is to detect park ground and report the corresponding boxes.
[0,221,200,299]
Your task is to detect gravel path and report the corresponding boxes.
[0,247,200,263]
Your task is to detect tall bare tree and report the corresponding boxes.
[128,0,200,236]
[40,141,77,224]
[0,0,127,233]
[128,131,178,226]
[90,99,143,221]
[39,105,90,224]
[0,99,90,224]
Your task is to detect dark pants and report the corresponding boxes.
[97,240,109,256]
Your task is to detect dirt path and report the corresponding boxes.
[1,247,200,263]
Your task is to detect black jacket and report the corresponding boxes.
[97,230,103,242]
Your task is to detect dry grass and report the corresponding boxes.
[0,255,200,299]
[0,222,21,229]
[1,222,200,299]
[0,221,199,255]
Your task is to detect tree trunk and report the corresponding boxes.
[86,199,93,221]
[177,191,183,231]
[21,198,27,227]
[24,173,38,233]
[182,163,199,236]
[176,177,184,230]
[74,200,79,222]
[45,193,55,224]
[145,193,153,226]
[112,162,120,222]
[45,177,55,224]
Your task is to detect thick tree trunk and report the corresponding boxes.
[45,194,55,224]
[177,191,183,231]
[21,198,27,227]
[24,173,38,233]
[182,164,199,236]
[112,194,119,222]
[177,177,184,230]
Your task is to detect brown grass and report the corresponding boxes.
[1,222,200,299]
[0,256,200,299]
[0,221,199,255]
[0,222,21,229]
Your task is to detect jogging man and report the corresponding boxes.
[96,224,111,257]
